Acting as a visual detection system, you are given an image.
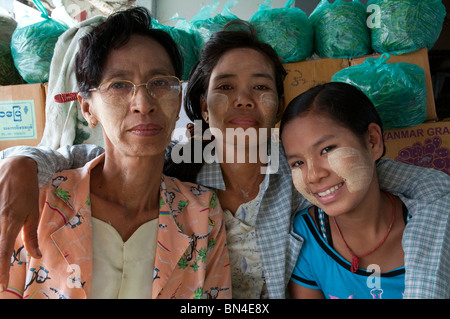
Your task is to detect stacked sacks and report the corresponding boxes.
[332,54,427,130]
[368,0,446,55]
[190,0,241,52]
[10,0,68,83]
[249,0,313,63]
[309,0,371,58]
[152,19,199,81]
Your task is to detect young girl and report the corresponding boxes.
[280,82,407,299]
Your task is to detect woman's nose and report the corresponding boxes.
[306,161,328,184]
[234,89,255,109]
[130,85,156,114]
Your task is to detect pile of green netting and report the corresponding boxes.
[250,0,313,63]
[10,1,68,83]
[189,0,240,51]
[152,19,199,80]
[332,54,427,129]
[368,0,446,55]
[309,0,371,58]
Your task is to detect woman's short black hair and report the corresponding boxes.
[75,7,183,96]
[280,82,386,159]
[184,20,287,127]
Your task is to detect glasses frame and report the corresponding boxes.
[88,75,182,104]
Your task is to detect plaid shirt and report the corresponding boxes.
[377,159,450,299]
[2,145,449,298]
[196,150,306,299]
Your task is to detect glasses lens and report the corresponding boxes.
[99,80,134,104]
[96,77,181,105]
[146,76,181,98]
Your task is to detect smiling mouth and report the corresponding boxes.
[316,182,344,197]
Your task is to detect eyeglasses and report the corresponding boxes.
[88,76,182,105]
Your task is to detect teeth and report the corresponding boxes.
[317,183,343,197]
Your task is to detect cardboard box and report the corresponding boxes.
[0,83,46,150]
[350,48,437,121]
[383,121,450,176]
[282,48,437,122]
[282,57,349,108]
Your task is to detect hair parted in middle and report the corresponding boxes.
[280,82,386,160]
[185,19,287,128]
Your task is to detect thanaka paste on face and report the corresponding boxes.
[206,92,228,113]
[205,92,228,136]
[291,168,321,207]
[327,147,374,193]
[207,90,277,110]
[291,146,374,207]
[259,92,278,109]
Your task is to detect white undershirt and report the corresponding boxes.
[88,217,159,299]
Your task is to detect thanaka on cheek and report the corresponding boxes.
[327,147,374,193]
[259,92,278,109]
[207,92,228,110]
[291,169,321,207]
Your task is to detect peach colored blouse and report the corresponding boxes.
[3,155,231,299]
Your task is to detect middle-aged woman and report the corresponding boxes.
[0,7,231,299]
[1,19,450,299]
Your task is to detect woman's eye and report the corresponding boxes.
[150,79,169,87]
[291,160,304,168]
[254,85,268,90]
[110,81,132,90]
[216,84,233,91]
[321,145,336,155]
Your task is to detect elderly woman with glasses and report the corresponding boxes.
[0,7,231,299]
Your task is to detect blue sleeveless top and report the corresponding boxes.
[291,208,405,299]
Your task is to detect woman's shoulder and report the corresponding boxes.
[42,154,104,191]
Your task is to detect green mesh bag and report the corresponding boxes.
[152,19,199,80]
[190,0,241,51]
[249,0,313,63]
[368,0,446,55]
[10,0,68,83]
[332,54,427,129]
[309,0,371,58]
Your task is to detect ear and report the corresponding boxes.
[78,93,98,128]
[200,94,209,123]
[367,123,384,161]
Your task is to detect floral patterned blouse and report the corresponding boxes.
[3,154,231,299]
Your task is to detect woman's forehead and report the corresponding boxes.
[212,47,275,76]
[102,35,175,78]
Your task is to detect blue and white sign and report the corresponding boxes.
[0,100,37,141]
